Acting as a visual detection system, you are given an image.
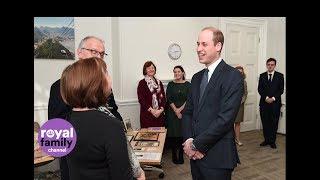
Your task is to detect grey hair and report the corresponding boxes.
[77,36,105,50]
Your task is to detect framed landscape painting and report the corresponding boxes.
[34,17,75,60]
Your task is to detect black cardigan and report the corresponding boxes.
[67,110,133,180]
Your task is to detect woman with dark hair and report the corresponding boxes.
[165,65,191,164]
[60,57,134,180]
[234,65,248,146]
[137,61,166,128]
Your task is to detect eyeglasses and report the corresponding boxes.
[81,48,108,58]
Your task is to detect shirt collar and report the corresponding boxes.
[267,70,275,76]
[207,57,222,73]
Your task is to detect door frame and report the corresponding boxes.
[219,17,267,130]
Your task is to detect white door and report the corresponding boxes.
[224,24,259,132]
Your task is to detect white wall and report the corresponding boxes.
[114,17,220,128]
[265,17,286,134]
[117,17,219,100]
[34,17,286,134]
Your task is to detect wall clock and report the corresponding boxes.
[168,43,182,60]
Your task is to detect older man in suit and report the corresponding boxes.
[48,36,123,180]
[258,58,284,149]
[182,27,243,180]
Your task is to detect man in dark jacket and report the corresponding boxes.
[258,58,284,149]
[182,27,243,180]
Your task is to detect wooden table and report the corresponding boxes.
[127,127,167,178]
[34,155,55,167]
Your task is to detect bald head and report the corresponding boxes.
[77,36,105,59]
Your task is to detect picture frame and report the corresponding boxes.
[34,17,75,60]
[134,132,159,141]
[134,141,160,147]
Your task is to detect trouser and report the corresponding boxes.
[260,105,280,144]
[168,137,184,163]
[190,160,233,180]
[60,157,69,180]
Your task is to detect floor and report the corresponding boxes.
[145,130,285,180]
[34,130,285,180]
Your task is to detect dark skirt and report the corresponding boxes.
[235,103,244,123]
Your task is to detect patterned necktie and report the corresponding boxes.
[199,68,209,102]
[268,74,272,83]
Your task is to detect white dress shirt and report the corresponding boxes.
[206,58,222,82]
[268,70,275,81]
[266,70,276,101]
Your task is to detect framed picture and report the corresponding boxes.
[34,17,75,60]
[134,132,159,141]
[135,141,160,147]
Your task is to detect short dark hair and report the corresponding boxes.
[266,58,277,65]
[173,65,186,80]
[143,61,156,75]
[60,57,110,108]
[201,26,224,53]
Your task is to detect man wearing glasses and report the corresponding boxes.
[48,36,123,180]
[258,58,284,149]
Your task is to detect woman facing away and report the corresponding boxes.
[60,57,134,180]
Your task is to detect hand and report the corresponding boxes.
[176,106,183,113]
[176,111,182,119]
[182,138,196,158]
[136,169,145,180]
[149,108,157,117]
[154,109,163,118]
[173,107,180,114]
[154,110,161,118]
[192,151,205,160]
[265,97,273,104]
[151,109,159,118]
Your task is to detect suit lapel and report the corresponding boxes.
[194,70,202,108]
[196,60,226,115]
[272,71,278,83]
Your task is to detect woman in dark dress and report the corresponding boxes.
[165,66,191,164]
[137,61,166,128]
[60,57,134,180]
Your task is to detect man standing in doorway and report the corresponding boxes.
[182,26,243,180]
[48,36,123,180]
[258,58,284,149]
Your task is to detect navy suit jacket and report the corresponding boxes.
[182,60,243,169]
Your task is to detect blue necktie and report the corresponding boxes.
[199,68,209,102]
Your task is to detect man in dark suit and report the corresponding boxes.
[182,27,243,180]
[48,36,123,180]
[258,58,284,149]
